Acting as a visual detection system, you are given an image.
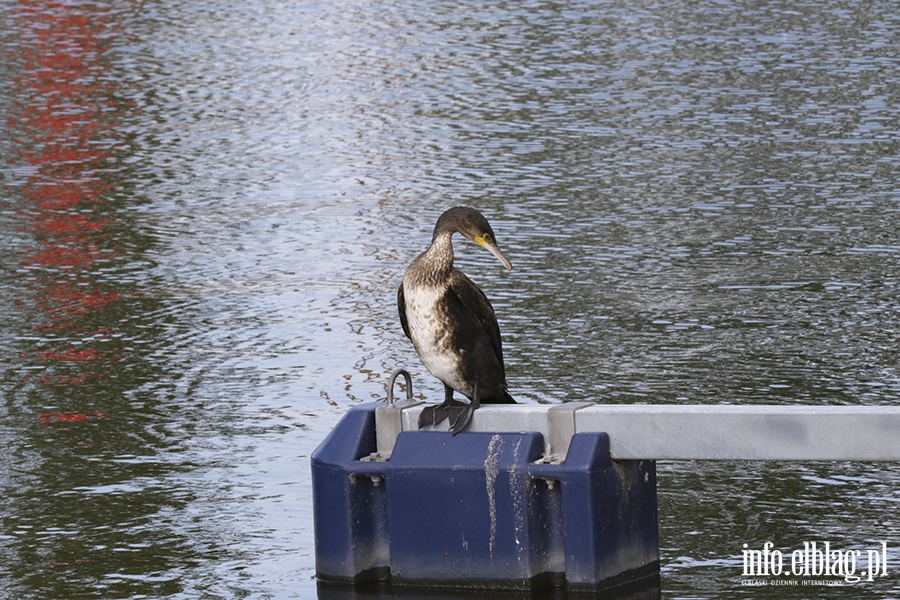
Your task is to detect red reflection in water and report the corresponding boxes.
[37,284,121,319]
[9,1,124,411]
[37,348,106,364]
[39,412,106,424]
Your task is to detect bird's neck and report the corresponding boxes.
[410,231,454,286]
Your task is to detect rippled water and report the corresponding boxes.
[1,0,899,598]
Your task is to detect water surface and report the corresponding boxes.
[1,0,899,598]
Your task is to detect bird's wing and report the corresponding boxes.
[397,282,411,340]
[447,270,505,371]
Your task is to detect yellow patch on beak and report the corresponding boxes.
[474,236,486,246]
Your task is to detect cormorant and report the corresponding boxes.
[397,206,515,434]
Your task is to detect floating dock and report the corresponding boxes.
[311,396,900,591]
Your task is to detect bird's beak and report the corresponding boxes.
[474,236,513,270]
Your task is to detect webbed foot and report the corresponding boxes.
[418,399,467,429]
[446,402,477,435]
[418,383,481,434]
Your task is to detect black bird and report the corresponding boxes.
[397,206,515,434]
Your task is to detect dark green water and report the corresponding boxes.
[1,0,898,598]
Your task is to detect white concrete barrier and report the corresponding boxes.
[376,402,900,461]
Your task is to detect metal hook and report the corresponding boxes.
[386,368,413,406]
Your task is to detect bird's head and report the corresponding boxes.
[436,206,512,270]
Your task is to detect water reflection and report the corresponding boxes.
[1,1,202,597]
[316,578,661,600]
[9,0,123,391]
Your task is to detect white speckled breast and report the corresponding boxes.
[402,280,469,394]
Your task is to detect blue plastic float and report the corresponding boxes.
[311,402,660,592]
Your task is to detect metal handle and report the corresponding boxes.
[386,368,413,406]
